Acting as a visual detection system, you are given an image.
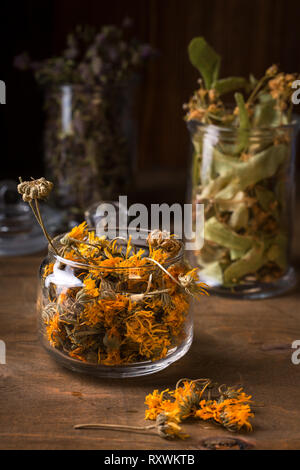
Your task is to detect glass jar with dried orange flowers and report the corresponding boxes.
[37,224,208,377]
[185,37,299,298]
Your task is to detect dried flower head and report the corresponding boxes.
[145,378,254,436]
[147,229,181,256]
[155,413,188,440]
[147,229,171,247]
[178,269,198,288]
[18,176,58,254]
[17,177,53,202]
[266,64,279,77]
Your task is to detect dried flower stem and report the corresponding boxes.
[18,177,58,255]
[129,288,170,302]
[246,75,268,106]
[144,257,182,288]
[33,198,58,255]
[74,423,156,433]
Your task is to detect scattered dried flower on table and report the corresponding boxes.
[74,378,254,440]
[145,378,254,436]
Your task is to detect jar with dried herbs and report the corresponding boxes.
[185,36,299,298]
[44,83,136,218]
[188,121,297,298]
[14,23,154,222]
[37,224,206,377]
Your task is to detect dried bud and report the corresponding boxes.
[75,289,94,305]
[99,279,116,300]
[208,88,219,102]
[41,303,57,323]
[178,272,194,288]
[160,238,181,255]
[266,64,279,77]
[147,229,171,248]
[156,414,173,439]
[155,413,186,440]
[147,230,181,256]
[60,235,73,247]
[18,177,53,202]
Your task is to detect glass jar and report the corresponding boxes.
[187,120,298,299]
[84,200,128,231]
[37,230,192,377]
[44,83,137,221]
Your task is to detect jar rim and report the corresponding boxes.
[187,118,299,137]
[44,77,138,93]
[48,228,184,271]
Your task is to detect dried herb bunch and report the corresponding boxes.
[74,378,254,440]
[39,222,208,366]
[145,378,254,438]
[15,21,154,216]
[185,37,299,287]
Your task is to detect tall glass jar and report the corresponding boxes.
[187,120,298,299]
[44,83,137,222]
[37,230,192,377]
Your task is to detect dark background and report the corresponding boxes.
[1,0,300,203]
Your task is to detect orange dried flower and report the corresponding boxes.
[68,221,88,240]
[145,379,254,437]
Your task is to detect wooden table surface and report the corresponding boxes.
[0,221,300,451]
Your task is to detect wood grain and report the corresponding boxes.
[0,211,299,450]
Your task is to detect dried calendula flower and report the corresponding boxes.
[155,413,189,440]
[178,268,209,297]
[147,229,181,256]
[17,177,53,202]
[18,176,58,254]
[74,378,254,441]
[74,413,188,440]
[195,397,254,432]
[144,378,254,437]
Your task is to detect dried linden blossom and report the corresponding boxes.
[184,37,300,287]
